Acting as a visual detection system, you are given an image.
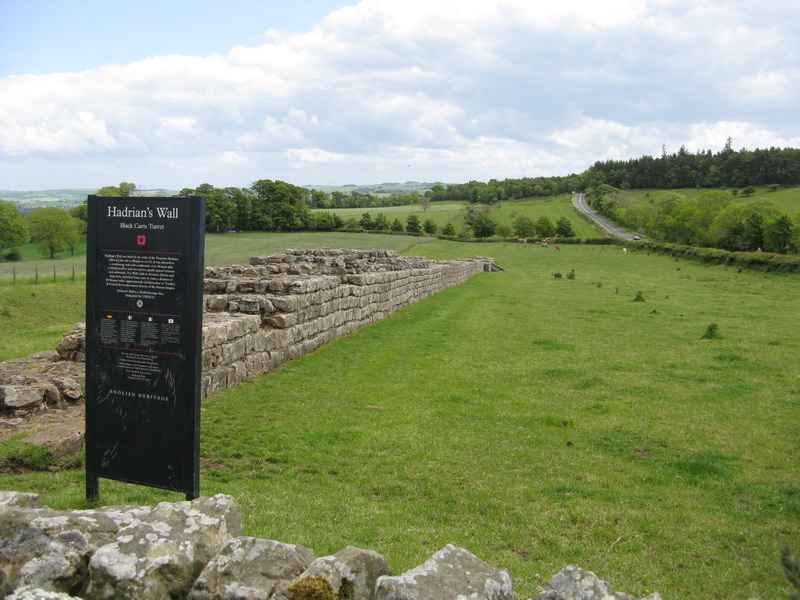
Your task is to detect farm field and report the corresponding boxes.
[0,195,598,282]
[314,195,600,239]
[314,201,466,231]
[621,185,800,214]
[0,235,798,599]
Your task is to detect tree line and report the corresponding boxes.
[585,141,800,190]
[2,141,800,259]
[428,143,800,202]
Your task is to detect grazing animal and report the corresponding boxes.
[518,238,527,244]
[623,247,628,254]
[555,245,560,251]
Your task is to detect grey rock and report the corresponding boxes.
[189,537,314,600]
[295,545,391,600]
[0,527,88,597]
[374,544,513,600]
[8,585,83,599]
[531,566,636,600]
[0,491,42,510]
[87,494,242,600]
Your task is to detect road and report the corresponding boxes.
[573,192,637,241]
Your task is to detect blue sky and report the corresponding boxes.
[1,0,798,191]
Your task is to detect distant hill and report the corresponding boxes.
[302,181,448,195]
[0,189,178,214]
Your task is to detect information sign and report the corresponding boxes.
[85,196,205,500]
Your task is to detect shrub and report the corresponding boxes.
[701,323,720,339]
[3,248,23,261]
[566,269,576,279]
[633,291,645,302]
[552,271,563,279]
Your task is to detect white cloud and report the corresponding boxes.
[285,148,346,166]
[1,0,798,189]
[219,151,249,165]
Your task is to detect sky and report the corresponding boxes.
[1,0,799,192]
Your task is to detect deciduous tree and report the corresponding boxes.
[25,207,80,258]
[534,216,555,238]
[555,217,575,237]
[0,201,29,251]
[405,214,421,233]
[512,215,535,239]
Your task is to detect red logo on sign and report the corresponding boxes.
[136,235,147,246]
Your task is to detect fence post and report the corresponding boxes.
[13,267,16,284]
[54,266,57,282]
[35,267,39,284]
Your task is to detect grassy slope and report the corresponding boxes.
[1,236,798,599]
[622,185,800,214]
[313,195,600,238]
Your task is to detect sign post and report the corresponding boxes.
[85,196,205,500]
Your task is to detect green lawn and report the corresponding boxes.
[1,236,798,599]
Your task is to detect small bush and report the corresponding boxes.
[1,307,11,318]
[3,248,22,261]
[701,323,720,339]
[566,269,576,280]
[633,291,645,302]
[552,271,562,279]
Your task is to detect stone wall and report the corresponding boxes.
[199,249,497,398]
[0,491,662,600]
[0,249,497,428]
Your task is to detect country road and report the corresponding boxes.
[573,192,637,241]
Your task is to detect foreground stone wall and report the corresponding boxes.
[0,491,662,600]
[0,249,498,423]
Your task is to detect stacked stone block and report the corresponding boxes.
[199,249,495,398]
[0,249,496,413]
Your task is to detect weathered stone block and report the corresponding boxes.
[374,545,513,600]
[188,537,313,600]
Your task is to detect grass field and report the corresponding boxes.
[314,195,601,239]
[0,232,434,362]
[317,202,466,231]
[622,185,800,214]
[1,235,798,599]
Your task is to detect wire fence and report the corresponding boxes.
[0,264,86,285]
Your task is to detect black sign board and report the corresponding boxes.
[85,196,205,500]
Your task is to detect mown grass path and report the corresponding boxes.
[2,239,798,599]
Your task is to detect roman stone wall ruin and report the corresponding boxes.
[0,249,499,424]
[199,248,498,398]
